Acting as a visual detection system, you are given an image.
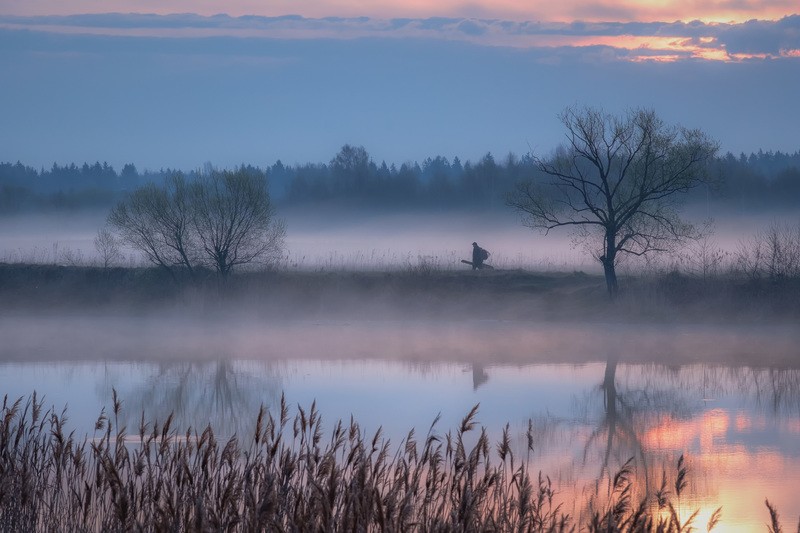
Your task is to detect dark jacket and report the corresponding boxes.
[472,244,488,265]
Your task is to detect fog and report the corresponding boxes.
[0,207,584,269]
[2,204,799,365]
[2,312,798,366]
[0,209,110,263]
[2,205,798,271]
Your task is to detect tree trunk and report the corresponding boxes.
[602,259,618,298]
[601,356,619,475]
[602,357,618,415]
[159,262,178,283]
[601,232,619,298]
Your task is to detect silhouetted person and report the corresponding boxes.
[472,242,489,270]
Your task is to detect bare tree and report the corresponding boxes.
[108,173,195,279]
[735,221,800,281]
[509,106,718,297]
[191,168,285,277]
[94,227,123,268]
[109,169,284,278]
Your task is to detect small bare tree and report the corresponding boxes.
[509,106,718,297]
[735,221,800,281]
[681,222,729,281]
[94,227,123,268]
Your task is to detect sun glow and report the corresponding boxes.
[640,404,800,532]
[656,502,745,533]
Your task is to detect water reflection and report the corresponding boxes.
[1,359,798,530]
[471,363,489,390]
[540,356,697,521]
[115,360,282,436]
[586,357,648,480]
[563,360,800,531]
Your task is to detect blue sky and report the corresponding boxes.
[1,11,798,170]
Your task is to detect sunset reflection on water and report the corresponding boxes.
[642,408,800,532]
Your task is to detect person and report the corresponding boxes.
[472,242,490,270]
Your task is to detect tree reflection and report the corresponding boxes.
[545,357,800,520]
[577,356,703,505]
[583,357,648,482]
[755,367,800,415]
[108,359,281,437]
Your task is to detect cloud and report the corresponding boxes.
[456,19,487,36]
[557,0,797,24]
[0,0,796,24]
[715,14,800,54]
[0,13,798,61]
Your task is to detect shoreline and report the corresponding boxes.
[2,262,799,320]
[2,262,798,367]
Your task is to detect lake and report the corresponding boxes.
[2,318,798,531]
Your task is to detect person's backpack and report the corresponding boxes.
[480,248,490,261]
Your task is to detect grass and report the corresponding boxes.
[1,393,794,532]
[1,260,799,324]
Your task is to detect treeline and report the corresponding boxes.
[0,161,142,210]
[1,145,799,212]
[713,151,800,209]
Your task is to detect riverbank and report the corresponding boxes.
[1,263,798,323]
[2,263,799,367]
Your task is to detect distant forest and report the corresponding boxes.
[1,145,799,212]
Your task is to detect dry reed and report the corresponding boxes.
[0,392,791,532]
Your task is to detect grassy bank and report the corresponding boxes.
[1,263,799,323]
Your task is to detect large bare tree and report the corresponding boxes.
[109,168,284,278]
[191,169,285,276]
[509,106,718,297]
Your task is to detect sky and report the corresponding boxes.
[1,1,799,170]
